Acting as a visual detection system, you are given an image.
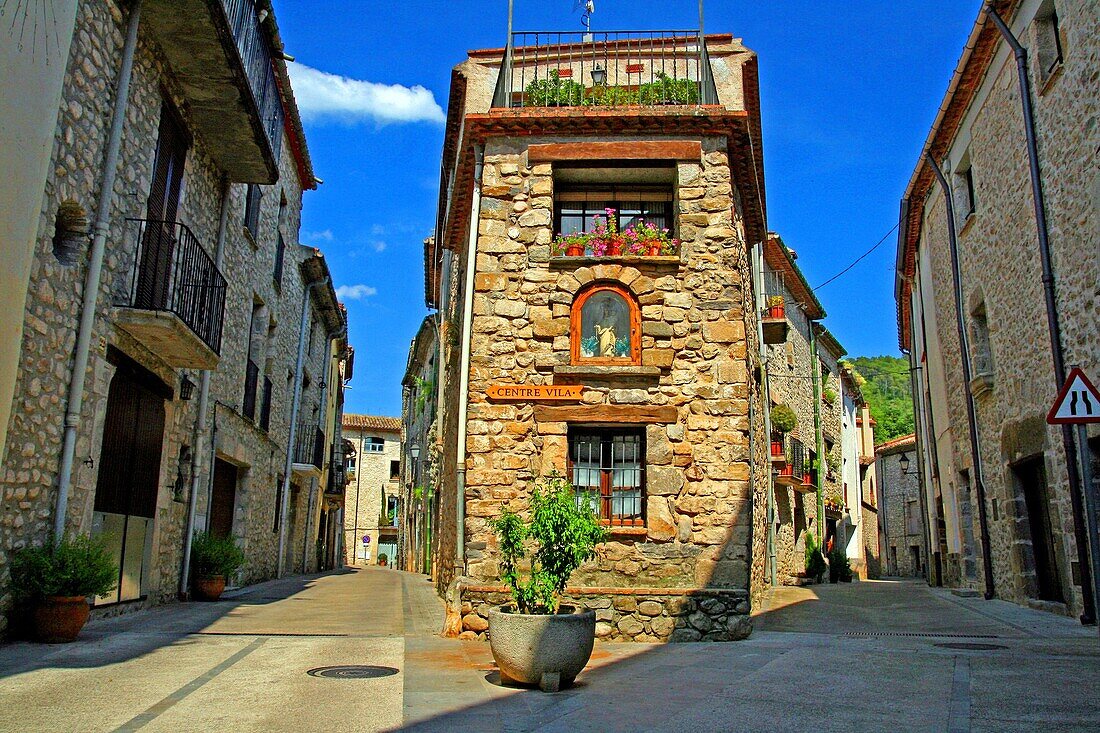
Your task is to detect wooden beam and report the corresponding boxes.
[533,404,679,424]
[527,140,702,163]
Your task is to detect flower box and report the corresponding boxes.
[551,208,680,259]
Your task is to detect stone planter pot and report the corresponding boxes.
[487,605,595,691]
[193,575,226,601]
[33,596,90,643]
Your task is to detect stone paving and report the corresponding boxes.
[0,570,1097,732]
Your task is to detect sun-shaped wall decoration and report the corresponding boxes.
[1,0,67,65]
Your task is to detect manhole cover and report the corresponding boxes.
[934,642,1008,651]
[307,665,399,679]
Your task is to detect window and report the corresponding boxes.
[556,189,672,239]
[244,184,262,238]
[273,475,284,533]
[344,452,356,471]
[364,437,385,453]
[568,427,644,527]
[954,158,976,219]
[390,459,400,480]
[571,283,641,364]
[273,232,285,289]
[968,304,994,379]
[1034,1,1063,82]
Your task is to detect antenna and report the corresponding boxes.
[573,0,594,40]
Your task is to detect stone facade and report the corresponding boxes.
[429,35,772,640]
[342,416,402,567]
[0,0,346,635]
[878,434,927,577]
[898,0,1098,616]
[400,314,440,575]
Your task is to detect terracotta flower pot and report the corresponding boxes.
[770,440,784,457]
[646,242,662,256]
[193,575,226,601]
[766,304,785,319]
[33,596,90,643]
[607,241,622,256]
[802,472,813,485]
[565,244,584,257]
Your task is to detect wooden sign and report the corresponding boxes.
[487,384,583,402]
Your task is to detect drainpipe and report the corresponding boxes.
[986,6,1094,625]
[179,177,231,597]
[809,324,826,549]
[454,145,483,576]
[927,155,995,600]
[53,1,142,540]
[277,276,328,576]
[751,242,777,585]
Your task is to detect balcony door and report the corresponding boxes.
[92,350,169,605]
[137,102,189,311]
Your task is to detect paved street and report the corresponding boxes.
[0,569,1097,733]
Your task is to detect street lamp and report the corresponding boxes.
[409,442,420,460]
[590,63,606,86]
[899,452,911,475]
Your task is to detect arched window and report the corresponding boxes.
[571,283,641,365]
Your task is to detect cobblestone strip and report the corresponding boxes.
[111,637,266,732]
[946,655,971,733]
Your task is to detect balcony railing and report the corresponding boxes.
[293,424,324,469]
[773,435,814,491]
[492,30,719,109]
[120,218,227,354]
[222,0,284,164]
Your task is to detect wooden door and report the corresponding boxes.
[137,102,189,310]
[209,459,238,538]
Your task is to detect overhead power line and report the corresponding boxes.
[812,222,900,292]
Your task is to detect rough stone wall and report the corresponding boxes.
[460,587,751,643]
[0,1,316,633]
[434,254,464,596]
[878,451,926,577]
[914,0,1098,615]
[342,426,401,566]
[454,135,757,636]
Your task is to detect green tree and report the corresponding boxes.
[847,355,915,442]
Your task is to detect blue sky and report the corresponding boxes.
[276,1,982,418]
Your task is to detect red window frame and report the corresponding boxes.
[567,427,646,527]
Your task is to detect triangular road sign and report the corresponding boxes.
[1047,367,1100,424]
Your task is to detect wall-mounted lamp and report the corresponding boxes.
[179,374,196,401]
[409,442,421,460]
[899,452,912,475]
[590,64,606,86]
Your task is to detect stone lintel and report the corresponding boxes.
[528,140,702,163]
[552,365,662,382]
[533,404,678,424]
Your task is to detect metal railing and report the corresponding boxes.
[121,218,227,354]
[293,424,324,468]
[774,435,812,485]
[492,30,718,109]
[221,0,284,162]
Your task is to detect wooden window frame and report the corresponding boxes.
[567,426,646,528]
[570,282,641,366]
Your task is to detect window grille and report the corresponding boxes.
[568,428,644,526]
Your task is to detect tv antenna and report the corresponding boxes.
[573,0,594,40]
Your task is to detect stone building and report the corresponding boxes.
[342,414,402,567]
[401,313,440,576]
[427,28,775,643]
[0,0,348,634]
[877,434,928,578]
[896,0,1098,618]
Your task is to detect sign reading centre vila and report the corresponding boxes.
[1047,367,1100,425]
[487,384,583,402]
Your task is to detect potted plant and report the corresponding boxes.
[189,531,245,601]
[828,546,853,583]
[770,404,797,435]
[804,533,827,584]
[378,553,388,567]
[826,453,841,480]
[487,473,608,691]
[10,535,117,643]
[765,295,785,319]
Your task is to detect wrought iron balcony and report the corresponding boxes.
[115,219,226,369]
[773,436,814,493]
[142,0,284,182]
[293,424,324,470]
[492,30,718,109]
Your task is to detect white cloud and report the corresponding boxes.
[304,229,334,243]
[288,62,445,125]
[335,284,378,300]
[371,240,387,253]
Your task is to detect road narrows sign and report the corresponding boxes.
[1047,367,1100,425]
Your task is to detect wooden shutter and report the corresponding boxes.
[137,102,190,309]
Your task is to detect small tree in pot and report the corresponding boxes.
[11,535,117,643]
[487,473,608,691]
[190,532,245,601]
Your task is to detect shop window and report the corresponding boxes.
[571,283,641,364]
[568,427,645,527]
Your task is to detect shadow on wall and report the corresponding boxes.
[0,568,355,680]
